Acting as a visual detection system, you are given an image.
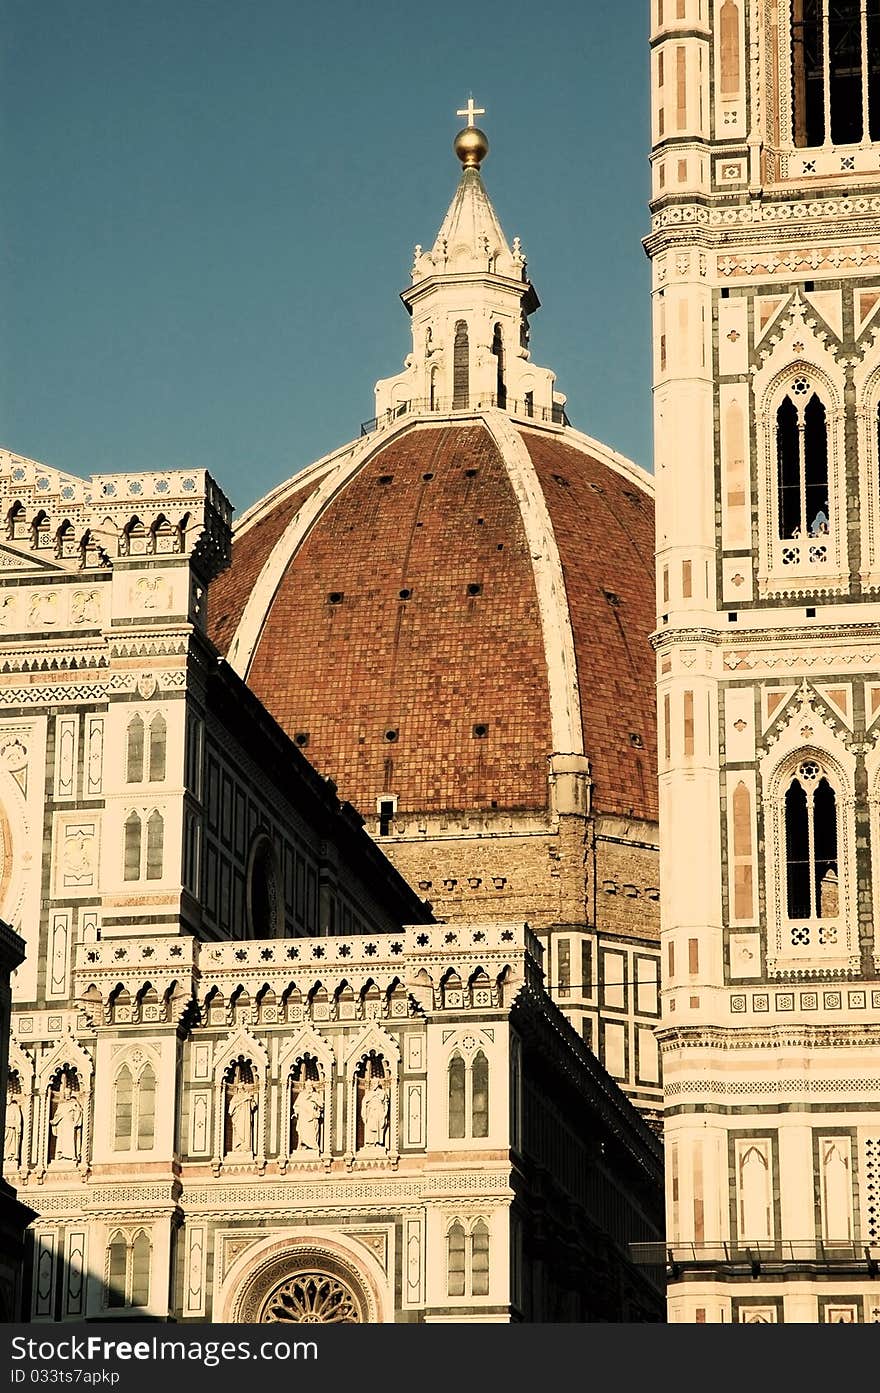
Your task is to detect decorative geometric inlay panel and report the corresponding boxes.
[865,1139,880,1245]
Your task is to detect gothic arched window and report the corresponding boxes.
[145,811,164,880]
[123,812,142,881]
[471,1220,490,1296]
[107,1234,128,1308]
[113,1066,133,1150]
[719,0,741,94]
[105,1231,151,1310]
[472,1050,489,1137]
[126,716,144,783]
[446,1219,490,1298]
[447,1222,466,1297]
[446,1047,490,1139]
[137,1065,156,1149]
[784,761,839,921]
[452,321,469,409]
[148,715,166,782]
[113,1062,156,1151]
[448,1053,466,1139]
[776,385,829,542]
[791,0,880,146]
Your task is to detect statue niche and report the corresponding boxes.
[4,1072,23,1169]
[223,1058,258,1160]
[355,1052,389,1152]
[47,1067,83,1167]
[290,1056,324,1156]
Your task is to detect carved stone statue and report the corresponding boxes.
[361,1079,389,1148]
[4,1096,23,1166]
[50,1087,82,1164]
[227,1082,257,1156]
[293,1082,323,1152]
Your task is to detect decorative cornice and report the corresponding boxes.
[657,1022,880,1051]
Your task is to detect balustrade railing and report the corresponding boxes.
[361,396,569,436]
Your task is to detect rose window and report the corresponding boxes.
[259,1272,363,1324]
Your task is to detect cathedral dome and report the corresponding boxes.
[209,410,656,824]
[208,114,656,834]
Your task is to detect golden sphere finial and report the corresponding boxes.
[454,125,489,169]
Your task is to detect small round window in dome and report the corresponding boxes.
[294,731,310,748]
[588,482,605,494]
[247,834,281,939]
[630,732,644,748]
[399,588,412,600]
[552,474,570,488]
[464,468,479,478]
[472,723,489,738]
[384,728,399,742]
[422,472,434,481]
[327,591,344,605]
[377,474,394,485]
[466,582,482,596]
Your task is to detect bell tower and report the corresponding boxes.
[646,1,880,1323]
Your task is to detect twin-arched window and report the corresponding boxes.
[106,1230,151,1309]
[447,1219,490,1297]
[784,760,839,922]
[791,0,880,147]
[113,1062,156,1151]
[776,385,830,542]
[448,1049,489,1139]
[123,810,164,881]
[126,714,167,783]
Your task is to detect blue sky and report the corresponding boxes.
[1,1,652,518]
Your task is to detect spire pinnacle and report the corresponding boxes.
[454,95,489,168]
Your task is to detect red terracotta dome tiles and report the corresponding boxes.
[244,423,553,817]
[208,482,316,656]
[519,430,658,823]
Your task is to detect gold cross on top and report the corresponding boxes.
[456,96,485,128]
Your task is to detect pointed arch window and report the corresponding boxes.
[791,0,880,147]
[446,1047,490,1139]
[137,1065,155,1148]
[784,761,838,920]
[719,1,741,94]
[148,715,166,782]
[777,385,830,543]
[113,1061,157,1151]
[447,1222,466,1297]
[446,1218,491,1298]
[123,812,142,881]
[126,716,145,783]
[145,811,164,880]
[453,321,469,409]
[124,810,164,881]
[113,1066,133,1149]
[448,1053,466,1138]
[472,1051,489,1137]
[105,1230,151,1309]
